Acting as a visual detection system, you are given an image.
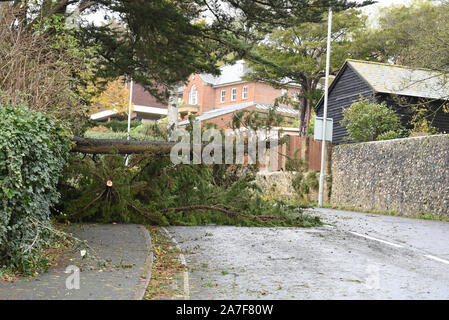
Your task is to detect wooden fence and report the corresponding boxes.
[277,136,323,171]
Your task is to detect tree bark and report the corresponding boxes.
[71,136,178,154]
[167,86,179,141]
[71,136,269,155]
[298,96,308,137]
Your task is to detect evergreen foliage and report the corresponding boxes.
[0,105,71,273]
[341,97,405,142]
[57,152,321,228]
[244,9,367,136]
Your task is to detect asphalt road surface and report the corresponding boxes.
[165,208,449,299]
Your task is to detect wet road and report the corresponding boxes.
[166,208,449,299]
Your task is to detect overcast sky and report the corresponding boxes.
[83,0,418,28]
[357,0,415,26]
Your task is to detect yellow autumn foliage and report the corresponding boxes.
[90,77,132,115]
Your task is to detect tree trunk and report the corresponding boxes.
[71,136,258,155]
[167,86,179,140]
[71,136,178,154]
[298,96,308,137]
[304,98,312,136]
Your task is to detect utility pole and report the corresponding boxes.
[127,78,133,141]
[318,7,332,207]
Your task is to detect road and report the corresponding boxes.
[165,208,449,299]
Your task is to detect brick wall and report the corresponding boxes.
[213,83,255,107]
[203,106,257,129]
[182,74,215,114]
[180,74,301,117]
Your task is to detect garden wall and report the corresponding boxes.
[331,134,449,217]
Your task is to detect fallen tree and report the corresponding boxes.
[71,136,265,154]
[71,136,177,154]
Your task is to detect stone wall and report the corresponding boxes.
[331,134,449,217]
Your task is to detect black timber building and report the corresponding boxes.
[315,60,449,144]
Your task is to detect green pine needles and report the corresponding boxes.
[57,153,321,228]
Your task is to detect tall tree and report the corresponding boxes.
[350,0,449,130]
[1,0,373,101]
[90,77,131,116]
[353,0,449,70]
[244,9,366,136]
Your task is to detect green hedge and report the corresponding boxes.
[83,130,158,141]
[91,120,141,132]
[0,105,71,273]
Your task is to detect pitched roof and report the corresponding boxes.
[198,60,251,86]
[177,101,297,126]
[348,60,449,100]
[315,60,449,111]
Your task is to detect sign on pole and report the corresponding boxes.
[314,117,333,142]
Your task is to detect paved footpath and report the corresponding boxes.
[0,224,152,300]
[166,208,449,299]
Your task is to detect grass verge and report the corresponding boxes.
[144,227,186,300]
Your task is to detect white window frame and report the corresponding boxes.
[242,86,248,100]
[189,85,198,105]
[231,88,237,101]
[281,88,288,96]
[294,92,300,101]
[220,90,226,103]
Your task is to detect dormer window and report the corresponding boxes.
[189,85,198,105]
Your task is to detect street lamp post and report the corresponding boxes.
[127,79,133,141]
[318,7,332,207]
[125,78,133,166]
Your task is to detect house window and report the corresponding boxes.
[220,90,226,103]
[231,88,237,101]
[189,85,198,105]
[281,88,287,96]
[242,86,248,100]
[294,92,300,101]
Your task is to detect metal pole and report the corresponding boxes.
[127,79,133,141]
[125,78,133,166]
[318,7,332,207]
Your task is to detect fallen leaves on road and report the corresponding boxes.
[144,227,187,300]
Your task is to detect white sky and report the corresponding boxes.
[356,0,416,27]
[83,0,417,27]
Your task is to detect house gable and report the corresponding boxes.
[315,62,374,144]
[315,60,449,143]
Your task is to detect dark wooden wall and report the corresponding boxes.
[316,64,449,143]
[375,94,449,134]
[315,63,374,144]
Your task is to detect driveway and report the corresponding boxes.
[165,208,449,299]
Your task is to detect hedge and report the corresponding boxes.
[0,104,71,273]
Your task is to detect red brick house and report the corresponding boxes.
[177,60,299,128]
[91,61,299,128]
